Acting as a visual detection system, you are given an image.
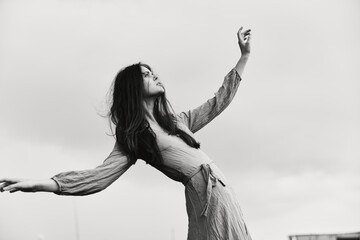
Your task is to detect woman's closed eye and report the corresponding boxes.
[143,72,158,81]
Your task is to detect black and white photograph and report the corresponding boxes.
[0,0,359,240]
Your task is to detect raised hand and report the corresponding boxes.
[237,27,251,55]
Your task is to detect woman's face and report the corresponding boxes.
[141,66,164,97]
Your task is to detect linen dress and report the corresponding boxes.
[52,68,252,240]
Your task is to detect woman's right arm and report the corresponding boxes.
[0,143,132,195]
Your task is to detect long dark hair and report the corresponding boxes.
[109,63,200,166]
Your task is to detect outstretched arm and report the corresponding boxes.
[0,143,132,195]
[177,26,252,133]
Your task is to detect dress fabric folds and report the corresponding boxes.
[51,68,252,240]
[184,163,251,240]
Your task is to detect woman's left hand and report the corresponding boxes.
[237,27,251,55]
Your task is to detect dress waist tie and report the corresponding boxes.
[200,163,226,217]
[182,163,226,217]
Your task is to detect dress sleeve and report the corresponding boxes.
[51,143,131,196]
[177,68,242,133]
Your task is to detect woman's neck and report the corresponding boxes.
[144,98,156,122]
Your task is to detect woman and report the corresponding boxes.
[0,27,252,240]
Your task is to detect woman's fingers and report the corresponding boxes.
[0,179,13,192]
[0,178,21,184]
[1,183,15,192]
[0,182,12,187]
[1,180,36,193]
[237,26,252,55]
[237,27,250,36]
[242,29,251,34]
[2,182,24,192]
[245,32,252,42]
[237,27,243,42]
[237,28,251,43]
[0,178,22,192]
[8,185,20,193]
[242,30,251,39]
[0,183,10,192]
[243,31,251,41]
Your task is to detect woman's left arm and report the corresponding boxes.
[177,27,252,133]
[235,27,251,77]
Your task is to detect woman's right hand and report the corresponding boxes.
[0,178,38,193]
[0,178,59,193]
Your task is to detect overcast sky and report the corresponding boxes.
[0,0,359,240]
